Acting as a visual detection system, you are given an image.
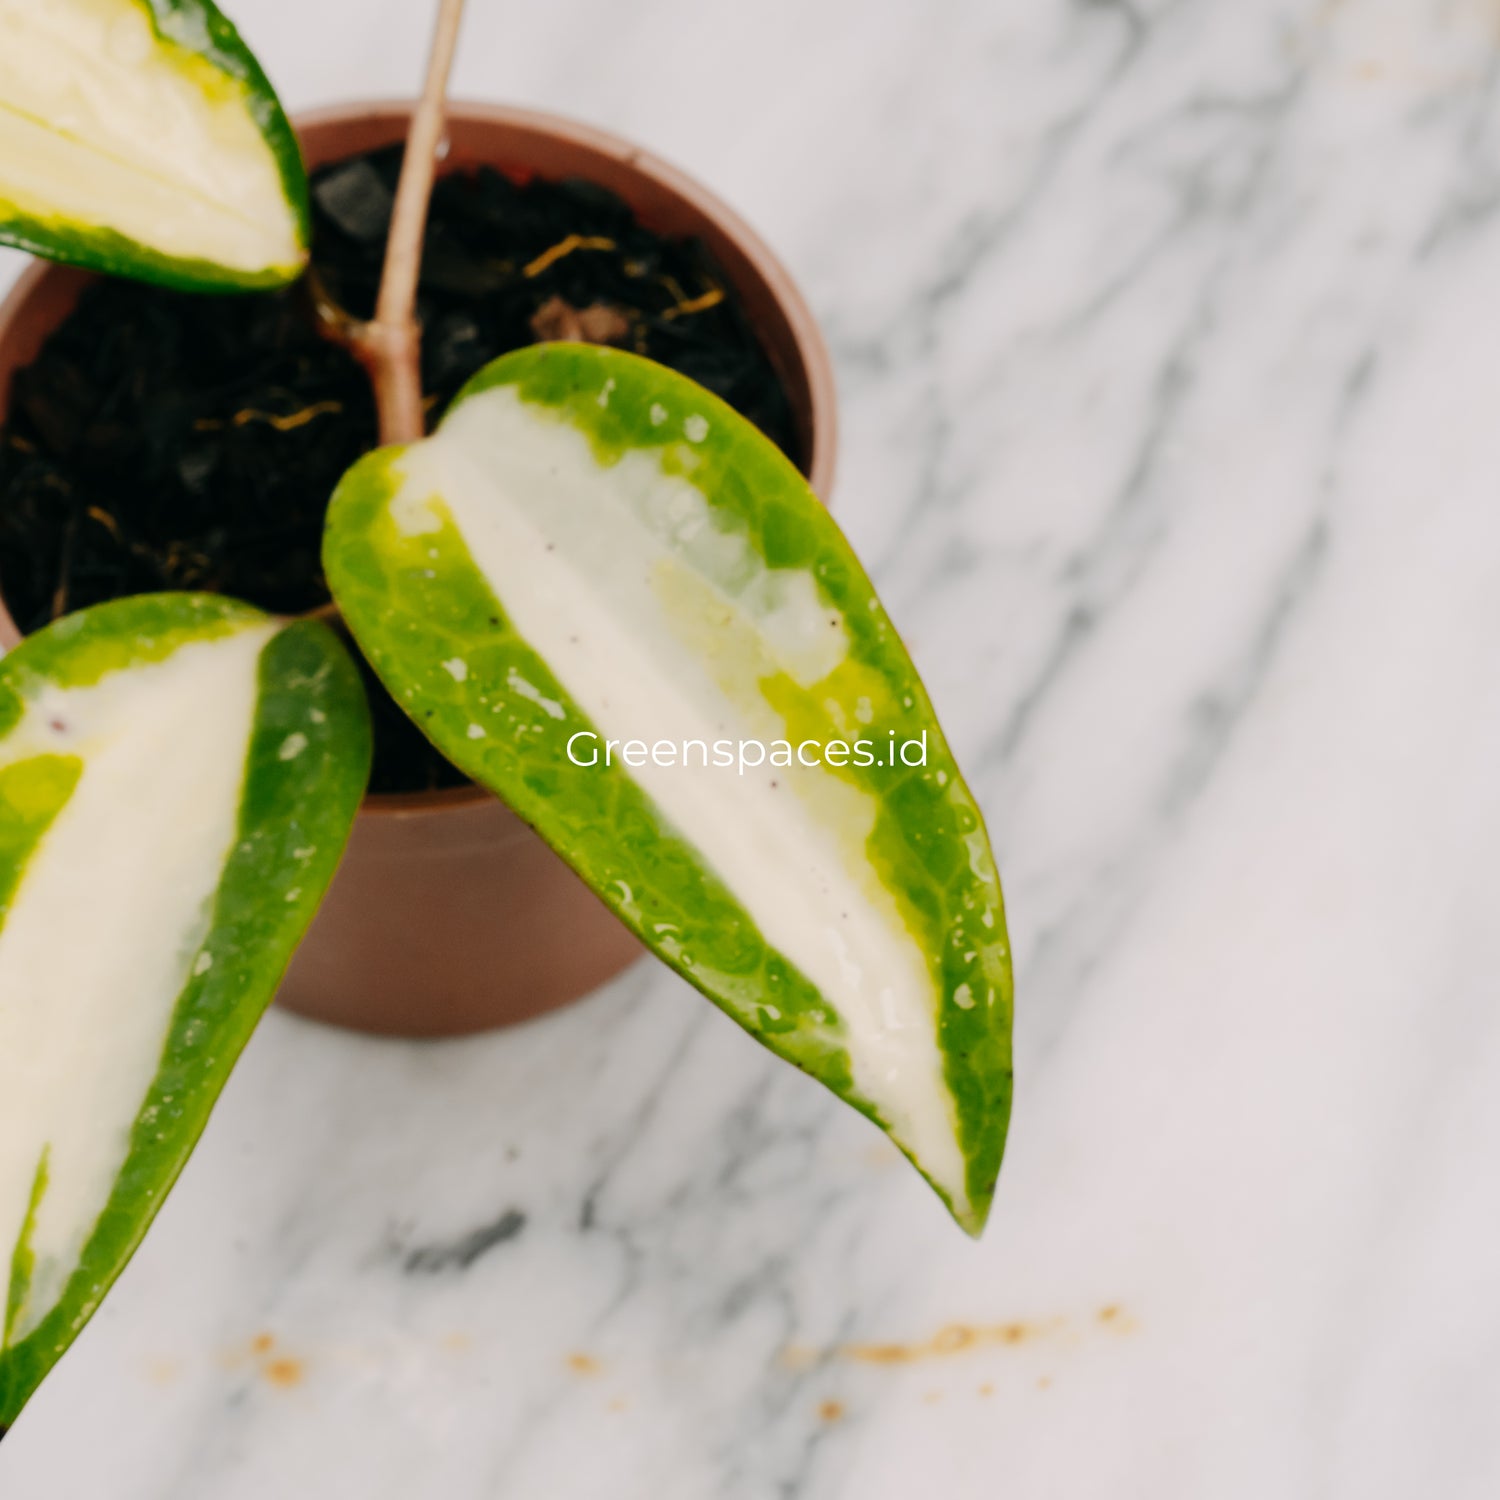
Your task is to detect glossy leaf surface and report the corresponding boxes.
[0,594,369,1431]
[326,344,1014,1234]
[0,0,308,289]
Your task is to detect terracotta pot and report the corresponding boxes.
[0,100,837,1037]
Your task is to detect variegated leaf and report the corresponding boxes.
[0,594,369,1432]
[0,0,308,290]
[324,344,1014,1235]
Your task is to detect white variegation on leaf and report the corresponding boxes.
[326,345,1014,1235]
[391,392,969,1201]
[0,622,272,1344]
[0,0,308,288]
[0,596,369,1430]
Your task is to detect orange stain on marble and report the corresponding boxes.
[216,1331,310,1391]
[263,1357,305,1390]
[840,1319,1056,1365]
[783,1305,1136,1370]
[1097,1304,1139,1333]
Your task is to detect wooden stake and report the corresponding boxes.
[357,0,467,445]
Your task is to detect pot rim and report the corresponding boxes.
[0,97,839,820]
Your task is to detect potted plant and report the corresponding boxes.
[0,96,841,1037]
[0,0,1014,1440]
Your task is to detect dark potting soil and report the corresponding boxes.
[0,145,801,792]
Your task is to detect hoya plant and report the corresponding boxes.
[0,0,1014,1435]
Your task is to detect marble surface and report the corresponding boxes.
[4,0,1499,1494]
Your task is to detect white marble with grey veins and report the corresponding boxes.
[4,0,1500,1494]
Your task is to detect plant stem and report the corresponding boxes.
[358,0,467,445]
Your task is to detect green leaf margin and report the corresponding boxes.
[0,0,309,292]
[0,594,370,1430]
[326,344,1015,1234]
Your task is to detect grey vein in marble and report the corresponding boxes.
[5,0,1500,1495]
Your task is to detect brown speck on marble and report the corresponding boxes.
[263,1357,305,1390]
